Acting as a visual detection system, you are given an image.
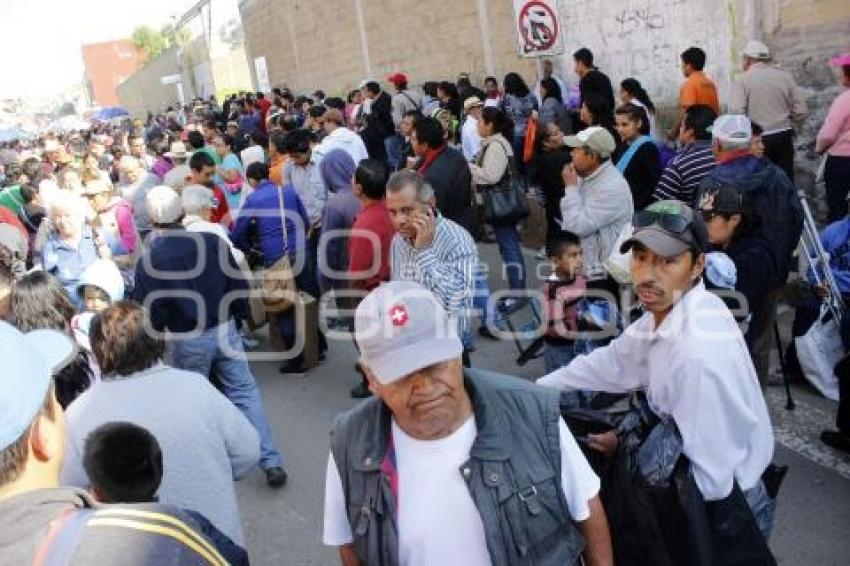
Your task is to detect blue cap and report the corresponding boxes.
[0,322,76,450]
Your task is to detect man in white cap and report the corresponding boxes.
[696,114,802,385]
[728,40,808,180]
[560,126,633,296]
[323,281,612,566]
[132,185,287,488]
[162,141,192,191]
[538,200,777,542]
[0,321,233,563]
[461,96,484,162]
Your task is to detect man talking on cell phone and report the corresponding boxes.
[385,169,478,365]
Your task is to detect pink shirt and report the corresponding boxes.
[817,89,850,157]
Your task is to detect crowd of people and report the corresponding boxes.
[0,37,849,565]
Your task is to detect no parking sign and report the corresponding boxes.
[513,0,564,57]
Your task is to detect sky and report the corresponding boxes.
[0,0,197,101]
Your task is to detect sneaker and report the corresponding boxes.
[264,467,288,488]
[350,382,372,398]
[498,297,529,316]
[821,430,850,454]
[240,328,259,349]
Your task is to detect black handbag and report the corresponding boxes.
[478,139,530,225]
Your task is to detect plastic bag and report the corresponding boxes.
[637,418,684,487]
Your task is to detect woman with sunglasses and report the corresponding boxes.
[698,183,777,349]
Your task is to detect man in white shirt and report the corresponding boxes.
[538,200,776,538]
[460,96,483,162]
[324,281,613,566]
[315,108,369,165]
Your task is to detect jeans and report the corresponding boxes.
[744,479,776,541]
[384,133,403,172]
[171,320,284,469]
[544,339,597,373]
[825,154,850,222]
[492,223,526,291]
[473,270,502,329]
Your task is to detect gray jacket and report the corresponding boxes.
[330,368,585,566]
[560,161,633,280]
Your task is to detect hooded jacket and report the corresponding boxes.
[319,150,362,292]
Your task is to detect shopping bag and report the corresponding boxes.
[795,306,843,400]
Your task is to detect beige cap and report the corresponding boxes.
[564,126,617,159]
[742,40,770,60]
[463,96,484,112]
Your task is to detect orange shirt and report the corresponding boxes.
[269,153,288,186]
[680,71,720,114]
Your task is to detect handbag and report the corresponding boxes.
[260,186,298,313]
[795,305,843,400]
[479,139,530,225]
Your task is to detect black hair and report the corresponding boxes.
[20,183,38,205]
[457,76,472,89]
[283,129,312,154]
[437,81,459,100]
[546,231,581,257]
[620,78,655,114]
[480,107,514,140]
[615,103,651,136]
[307,105,326,119]
[313,90,326,100]
[422,81,439,98]
[21,157,42,184]
[220,133,235,150]
[246,161,270,182]
[250,130,268,148]
[270,131,288,153]
[484,76,498,87]
[503,72,530,97]
[582,92,615,131]
[573,47,594,68]
[750,121,764,137]
[364,81,381,95]
[683,104,718,141]
[324,97,346,110]
[355,159,389,200]
[188,150,214,172]
[412,117,445,149]
[347,89,360,103]
[186,130,206,150]
[540,77,563,103]
[83,422,163,503]
[681,47,707,71]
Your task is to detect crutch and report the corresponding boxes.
[773,321,795,410]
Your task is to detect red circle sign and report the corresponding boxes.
[518,1,559,53]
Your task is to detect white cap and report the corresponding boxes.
[708,114,752,144]
[743,40,770,60]
[355,281,462,384]
[146,185,183,225]
[705,252,737,290]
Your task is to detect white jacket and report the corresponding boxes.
[315,126,369,165]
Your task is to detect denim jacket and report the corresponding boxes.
[330,368,585,565]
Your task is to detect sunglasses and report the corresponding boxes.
[633,210,692,234]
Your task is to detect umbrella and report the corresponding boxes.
[92,106,130,121]
[48,115,91,133]
[0,126,35,143]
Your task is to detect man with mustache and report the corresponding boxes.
[538,200,776,539]
[323,281,613,566]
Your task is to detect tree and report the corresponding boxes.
[131,25,166,63]
[131,23,191,63]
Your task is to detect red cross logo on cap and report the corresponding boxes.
[389,305,409,327]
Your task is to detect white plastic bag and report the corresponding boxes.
[795,306,843,401]
[604,222,634,285]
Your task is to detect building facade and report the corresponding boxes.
[81,40,144,107]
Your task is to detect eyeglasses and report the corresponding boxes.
[633,210,692,235]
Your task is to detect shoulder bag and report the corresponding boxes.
[261,187,298,313]
[478,139,530,225]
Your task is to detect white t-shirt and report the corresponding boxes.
[323,415,599,565]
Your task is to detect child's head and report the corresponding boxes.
[547,232,583,279]
[77,259,124,312]
[83,422,163,503]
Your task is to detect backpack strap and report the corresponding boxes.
[399,91,421,111]
[615,135,653,174]
[33,508,94,566]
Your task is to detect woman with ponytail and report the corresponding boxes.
[619,78,659,140]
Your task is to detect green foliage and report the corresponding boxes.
[131,23,191,64]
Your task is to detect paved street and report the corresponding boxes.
[235,244,850,565]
